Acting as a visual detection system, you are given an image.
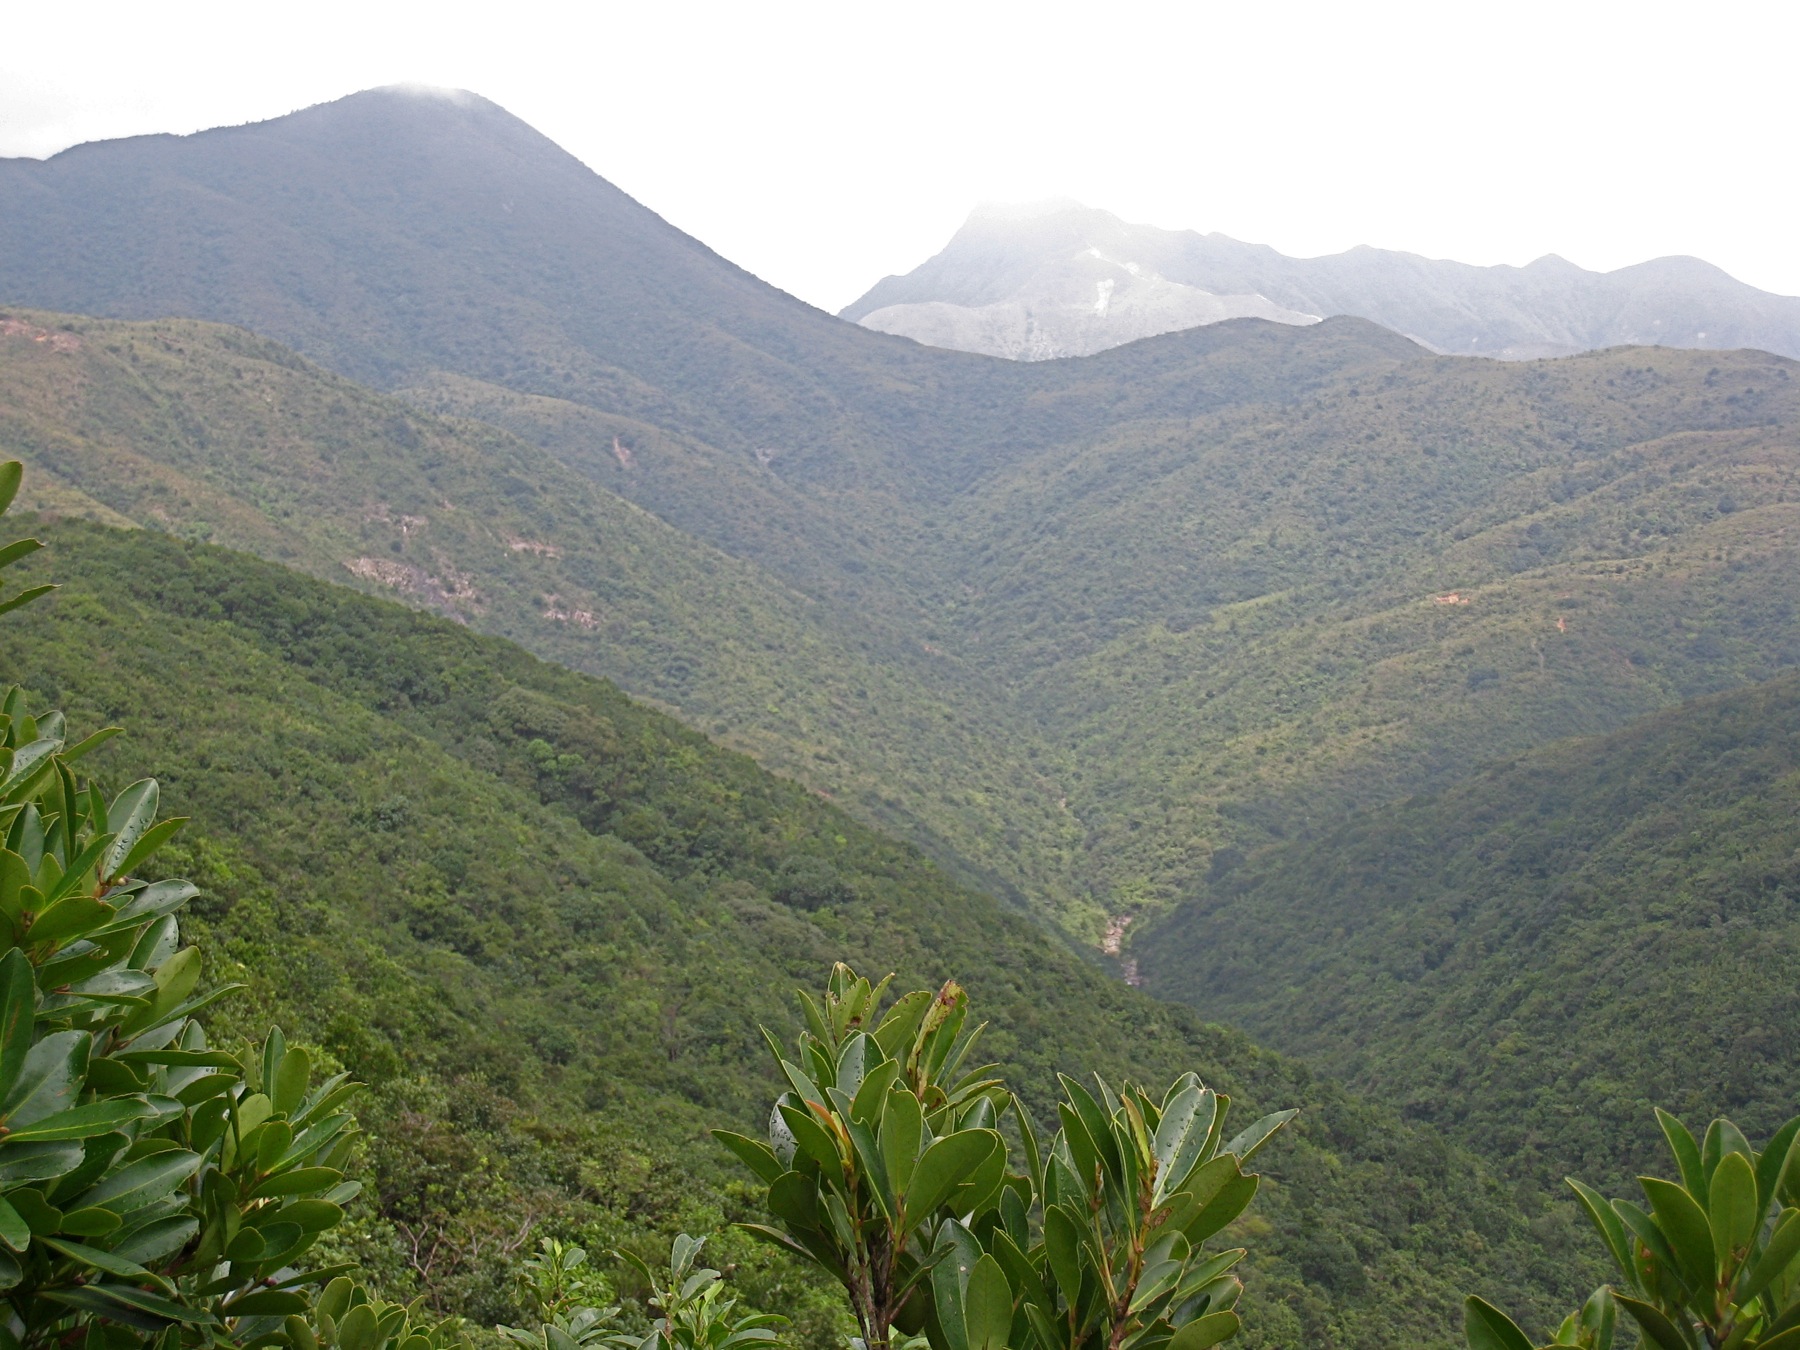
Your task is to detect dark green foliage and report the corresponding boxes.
[0,474,366,1347]
[1467,1109,1800,1350]
[2,519,1584,1346]
[1137,672,1800,1192]
[726,966,1290,1350]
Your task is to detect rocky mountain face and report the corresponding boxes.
[844,199,1800,361]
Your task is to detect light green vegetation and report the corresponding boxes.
[0,518,1591,1347]
[0,312,1083,927]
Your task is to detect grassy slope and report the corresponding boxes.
[4,520,1584,1347]
[1136,669,1800,1193]
[0,310,1086,926]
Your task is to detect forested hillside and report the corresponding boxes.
[0,308,1087,922]
[1137,670,1800,1193]
[6,91,1800,951]
[0,518,1586,1347]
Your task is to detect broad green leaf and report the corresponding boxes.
[3,1099,153,1142]
[0,1029,87,1127]
[767,1171,820,1233]
[1184,1171,1258,1245]
[930,1224,980,1350]
[778,1102,843,1172]
[1709,1151,1759,1271]
[835,1033,868,1097]
[1740,1208,1800,1304]
[337,1303,382,1350]
[1060,1075,1121,1183]
[1130,1259,1185,1314]
[963,1254,1012,1350]
[0,1196,27,1252]
[850,1057,900,1126]
[250,1165,342,1198]
[0,463,20,516]
[0,1140,83,1185]
[47,1281,210,1325]
[881,1085,924,1196]
[0,739,58,799]
[1612,1293,1691,1350]
[1462,1296,1535,1350]
[1641,1176,1717,1290]
[1222,1109,1297,1168]
[102,781,158,882]
[1162,1155,1244,1235]
[0,586,53,619]
[847,1116,895,1219]
[715,1130,785,1185]
[59,727,121,766]
[1167,1311,1240,1350]
[1044,1204,1084,1301]
[1759,1118,1800,1218]
[1152,1083,1205,1202]
[57,1206,121,1236]
[1656,1109,1706,1199]
[223,1290,308,1316]
[0,1188,49,1245]
[25,897,112,949]
[109,818,187,885]
[74,1150,202,1214]
[111,1216,196,1267]
[1566,1178,1633,1278]
[150,945,202,1009]
[0,949,33,1107]
[273,1045,311,1115]
[273,1198,343,1234]
[1615,1198,1682,1279]
[0,540,40,573]
[738,1220,832,1268]
[904,1130,1000,1226]
[43,1236,172,1290]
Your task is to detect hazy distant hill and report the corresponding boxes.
[844,200,1800,361]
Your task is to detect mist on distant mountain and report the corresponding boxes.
[845,199,1800,361]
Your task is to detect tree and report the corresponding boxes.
[1466,1108,1800,1350]
[716,964,1293,1350]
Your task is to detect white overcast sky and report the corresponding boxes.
[3,0,1796,313]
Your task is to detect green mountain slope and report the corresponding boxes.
[1136,670,1800,1191]
[931,344,1800,912]
[3,518,1585,1347]
[0,307,1088,924]
[7,92,1800,952]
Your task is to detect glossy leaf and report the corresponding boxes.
[1463,1297,1534,1350]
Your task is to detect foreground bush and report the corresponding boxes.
[719,964,1293,1350]
[1468,1108,1800,1350]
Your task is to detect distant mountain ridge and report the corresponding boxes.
[844,199,1800,361]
